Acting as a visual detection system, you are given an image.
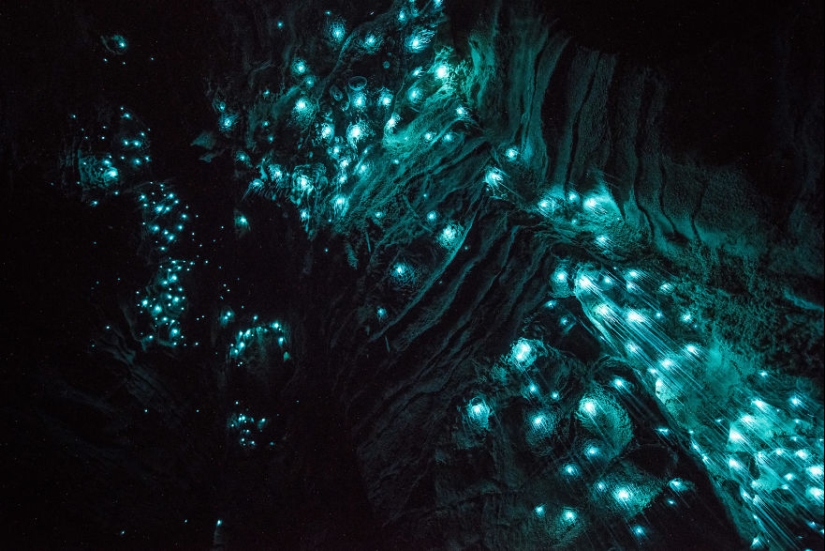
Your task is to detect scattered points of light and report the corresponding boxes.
[88,14,824,548]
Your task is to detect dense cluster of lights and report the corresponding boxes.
[135,259,193,348]
[138,185,191,255]
[69,101,200,349]
[66,1,821,546]
[199,2,822,546]
[227,410,273,451]
[227,318,289,366]
[129,181,198,347]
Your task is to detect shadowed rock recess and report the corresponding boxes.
[2,0,822,549]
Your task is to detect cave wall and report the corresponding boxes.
[1,0,822,549]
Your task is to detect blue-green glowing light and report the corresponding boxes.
[292,59,308,76]
[467,397,492,429]
[220,113,238,130]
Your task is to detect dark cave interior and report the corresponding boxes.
[1,1,823,549]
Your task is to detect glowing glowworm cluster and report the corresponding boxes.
[227,410,273,451]
[228,318,290,366]
[69,106,152,204]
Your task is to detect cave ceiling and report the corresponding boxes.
[1,0,823,549]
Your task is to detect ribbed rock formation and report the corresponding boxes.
[2,0,821,549]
